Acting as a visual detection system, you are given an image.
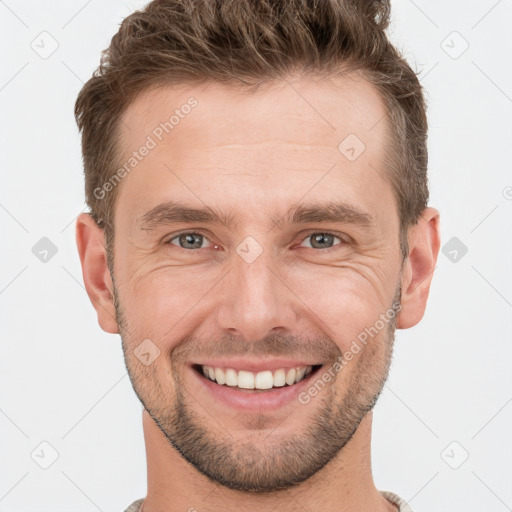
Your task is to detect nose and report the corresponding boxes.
[214,250,299,343]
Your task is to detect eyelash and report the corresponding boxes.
[164,230,349,252]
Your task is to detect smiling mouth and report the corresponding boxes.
[192,363,323,392]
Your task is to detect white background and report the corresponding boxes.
[1,1,511,511]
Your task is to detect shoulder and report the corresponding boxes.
[380,490,415,512]
[123,498,144,512]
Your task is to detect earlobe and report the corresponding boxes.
[75,213,119,334]
[396,207,441,329]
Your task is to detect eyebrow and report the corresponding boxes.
[283,201,373,228]
[137,200,374,232]
[138,201,239,231]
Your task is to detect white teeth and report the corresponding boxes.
[237,370,254,389]
[200,364,315,389]
[225,368,238,386]
[255,370,274,389]
[273,368,286,387]
[214,367,226,385]
[285,368,296,385]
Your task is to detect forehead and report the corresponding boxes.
[120,72,388,150]
[114,73,394,231]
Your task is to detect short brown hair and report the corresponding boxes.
[75,0,429,263]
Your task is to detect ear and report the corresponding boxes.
[396,207,441,329]
[75,213,119,334]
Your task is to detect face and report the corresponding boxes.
[108,73,406,492]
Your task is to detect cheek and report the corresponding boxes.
[118,249,396,358]
[283,263,394,352]
[121,265,221,346]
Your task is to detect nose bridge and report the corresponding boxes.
[215,245,296,342]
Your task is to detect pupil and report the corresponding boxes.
[181,233,202,249]
[312,233,333,248]
[177,233,334,249]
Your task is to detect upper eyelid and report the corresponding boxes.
[165,230,214,244]
[297,230,349,248]
[300,229,347,240]
[165,230,348,247]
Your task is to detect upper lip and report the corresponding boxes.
[191,359,322,373]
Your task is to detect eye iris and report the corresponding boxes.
[310,233,334,249]
[173,233,338,249]
[179,233,203,249]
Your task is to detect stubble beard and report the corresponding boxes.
[112,270,401,493]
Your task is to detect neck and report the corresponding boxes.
[140,410,397,512]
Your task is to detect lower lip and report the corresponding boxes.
[190,365,322,412]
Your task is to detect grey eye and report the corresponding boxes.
[169,233,207,249]
[302,233,342,249]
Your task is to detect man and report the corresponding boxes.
[75,0,440,510]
